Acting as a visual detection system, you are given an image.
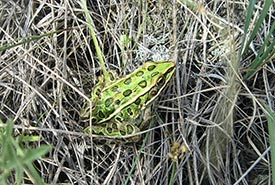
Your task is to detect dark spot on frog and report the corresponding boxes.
[136,70,144,77]
[123,89,132,97]
[151,71,159,77]
[105,97,113,107]
[115,116,123,123]
[98,110,105,118]
[126,124,134,134]
[134,97,141,105]
[106,126,112,134]
[120,130,126,135]
[124,77,132,85]
[111,85,120,93]
[127,108,133,116]
[147,64,156,71]
[149,89,158,96]
[138,80,147,88]
[95,88,101,96]
[115,99,121,105]
[92,118,97,123]
[108,72,115,81]
[111,122,118,130]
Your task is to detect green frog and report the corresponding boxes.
[80,61,175,142]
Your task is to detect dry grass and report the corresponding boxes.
[0,0,274,184]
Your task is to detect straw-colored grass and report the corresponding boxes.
[0,0,274,184]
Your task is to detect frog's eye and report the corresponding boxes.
[156,76,165,87]
[165,67,175,78]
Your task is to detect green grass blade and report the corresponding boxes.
[243,20,275,79]
[80,0,108,81]
[123,120,153,185]
[15,164,23,184]
[263,105,275,184]
[24,163,45,185]
[241,0,273,56]
[238,0,255,58]
[22,145,52,164]
[0,31,62,52]
[0,119,51,184]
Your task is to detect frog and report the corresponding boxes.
[80,61,175,142]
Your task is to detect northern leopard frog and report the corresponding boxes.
[80,61,175,142]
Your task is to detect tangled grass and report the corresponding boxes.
[0,0,274,184]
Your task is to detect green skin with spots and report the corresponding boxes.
[81,61,175,142]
